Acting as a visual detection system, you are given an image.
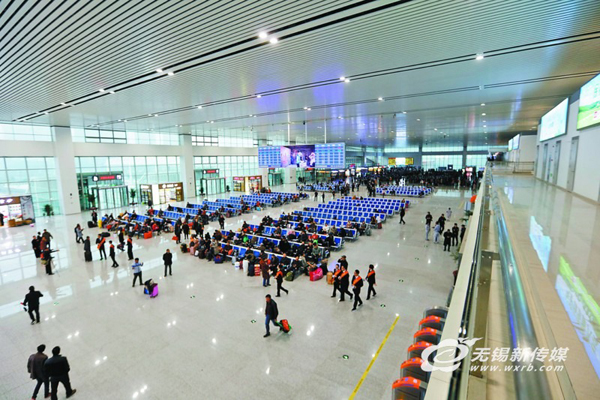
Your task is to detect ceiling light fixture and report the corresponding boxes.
[417,118,421,121]
[99,89,105,92]
[118,119,122,122]
[123,120,128,122]
[307,108,311,111]
[156,68,164,73]
[378,97,384,101]
[258,31,268,39]
[154,114,158,117]
[43,111,48,115]
[475,53,484,60]
[109,91,115,94]
[402,111,407,114]
[269,37,278,44]
[256,94,262,98]
[481,113,486,116]
[249,114,253,117]
[483,125,487,127]
[344,78,350,83]
[480,103,485,106]
[339,76,345,81]
[167,71,175,76]
[210,121,214,124]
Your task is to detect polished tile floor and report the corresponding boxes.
[494,174,600,397]
[0,185,467,400]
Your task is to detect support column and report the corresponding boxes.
[179,134,196,199]
[52,127,81,215]
[462,144,468,168]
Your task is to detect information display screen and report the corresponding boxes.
[315,143,345,168]
[259,143,345,169]
[577,73,600,130]
[540,98,569,141]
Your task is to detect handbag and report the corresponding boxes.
[172,235,178,241]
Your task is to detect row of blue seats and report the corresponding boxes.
[286,213,375,226]
[274,219,358,240]
[331,200,407,211]
[218,242,325,266]
[237,195,276,205]
[293,209,387,222]
[247,224,343,249]
[314,205,395,215]
[189,203,239,213]
[219,230,328,256]
[339,196,406,204]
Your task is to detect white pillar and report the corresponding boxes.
[52,126,81,215]
[179,134,195,199]
[259,167,269,187]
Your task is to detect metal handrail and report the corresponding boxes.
[490,173,552,399]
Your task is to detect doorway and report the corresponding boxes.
[541,143,549,181]
[552,141,561,185]
[567,137,579,191]
[92,186,129,210]
[199,178,226,196]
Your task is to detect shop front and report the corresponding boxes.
[139,182,184,205]
[0,195,35,227]
[233,176,262,193]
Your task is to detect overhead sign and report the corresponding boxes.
[202,169,219,174]
[92,174,122,182]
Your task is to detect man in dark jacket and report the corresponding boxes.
[32,235,41,258]
[399,207,406,224]
[264,294,279,337]
[338,265,353,302]
[366,264,377,300]
[24,286,43,324]
[452,223,460,246]
[109,241,118,268]
[163,249,173,277]
[28,344,49,399]
[351,269,364,311]
[44,346,76,400]
[443,229,452,251]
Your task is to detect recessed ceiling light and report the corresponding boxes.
[378,97,384,101]
[123,120,128,122]
[43,111,48,115]
[480,103,485,106]
[481,113,486,116]
[483,125,487,127]
[154,114,158,117]
[307,108,311,111]
[109,91,115,94]
[269,37,278,44]
[483,120,486,122]
[197,105,203,109]
[434,128,438,131]
[344,78,350,83]
[339,76,345,81]
[402,111,407,114]
[249,114,253,117]
[417,118,420,121]
[256,94,262,98]
[99,89,105,92]
[156,68,164,73]
[167,71,175,76]
[258,31,268,39]
[303,107,308,110]
[210,121,214,124]
[475,53,484,60]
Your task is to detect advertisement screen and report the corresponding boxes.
[577,73,600,130]
[281,145,315,168]
[540,98,569,141]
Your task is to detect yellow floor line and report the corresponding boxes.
[349,315,400,400]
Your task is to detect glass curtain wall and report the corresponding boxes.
[75,156,181,210]
[0,157,60,216]
[422,154,464,170]
[0,123,53,141]
[193,156,259,195]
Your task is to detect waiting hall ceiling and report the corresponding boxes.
[1,0,600,146]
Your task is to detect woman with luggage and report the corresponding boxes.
[83,236,92,262]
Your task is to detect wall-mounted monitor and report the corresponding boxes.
[258,143,345,169]
[577,73,600,130]
[540,98,569,141]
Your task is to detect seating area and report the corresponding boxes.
[291,209,387,224]
[375,185,432,196]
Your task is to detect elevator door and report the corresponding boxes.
[552,141,561,185]
[567,137,579,191]
[541,143,549,181]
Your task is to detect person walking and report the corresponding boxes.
[433,222,441,244]
[42,230,53,249]
[443,229,452,251]
[218,214,225,230]
[351,269,364,311]
[331,264,341,298]
[96,234,107,260]
[460,224,466,243]
[41,246,57,275]
[27,344,49,400]
[118,228,125,251]
[83,236,92,262]
[425,212,433,227]
[74,224,84,244]
[131,258,143,287]
[314,191,318,201]
[261,259,271,287]
[23,286,43,325]
[446,207,452,220]
[338,266,353,302]
[126,236,134,260]
[321,192,325,203]
[275,266,288,297]
[44,346,76,400]
[366,264,377,300]
[425,223,431,241]
[108,240,118,268]
[163,249,173,277]
[263,294,279,338]
[399,207,406,224]
[174,223,182,244]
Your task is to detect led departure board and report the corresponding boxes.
[315,143,345,168]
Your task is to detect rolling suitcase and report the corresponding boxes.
[101,232,110,238]
[87,221,95,228]
[278,319,291,333]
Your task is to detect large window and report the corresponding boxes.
[71,128,179,145]
[0,123,53,142]
[423,143,463,152]
[193,155,259,193]
[466,154,488,169]
[0,157,60,216]
[422,155,464,170]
